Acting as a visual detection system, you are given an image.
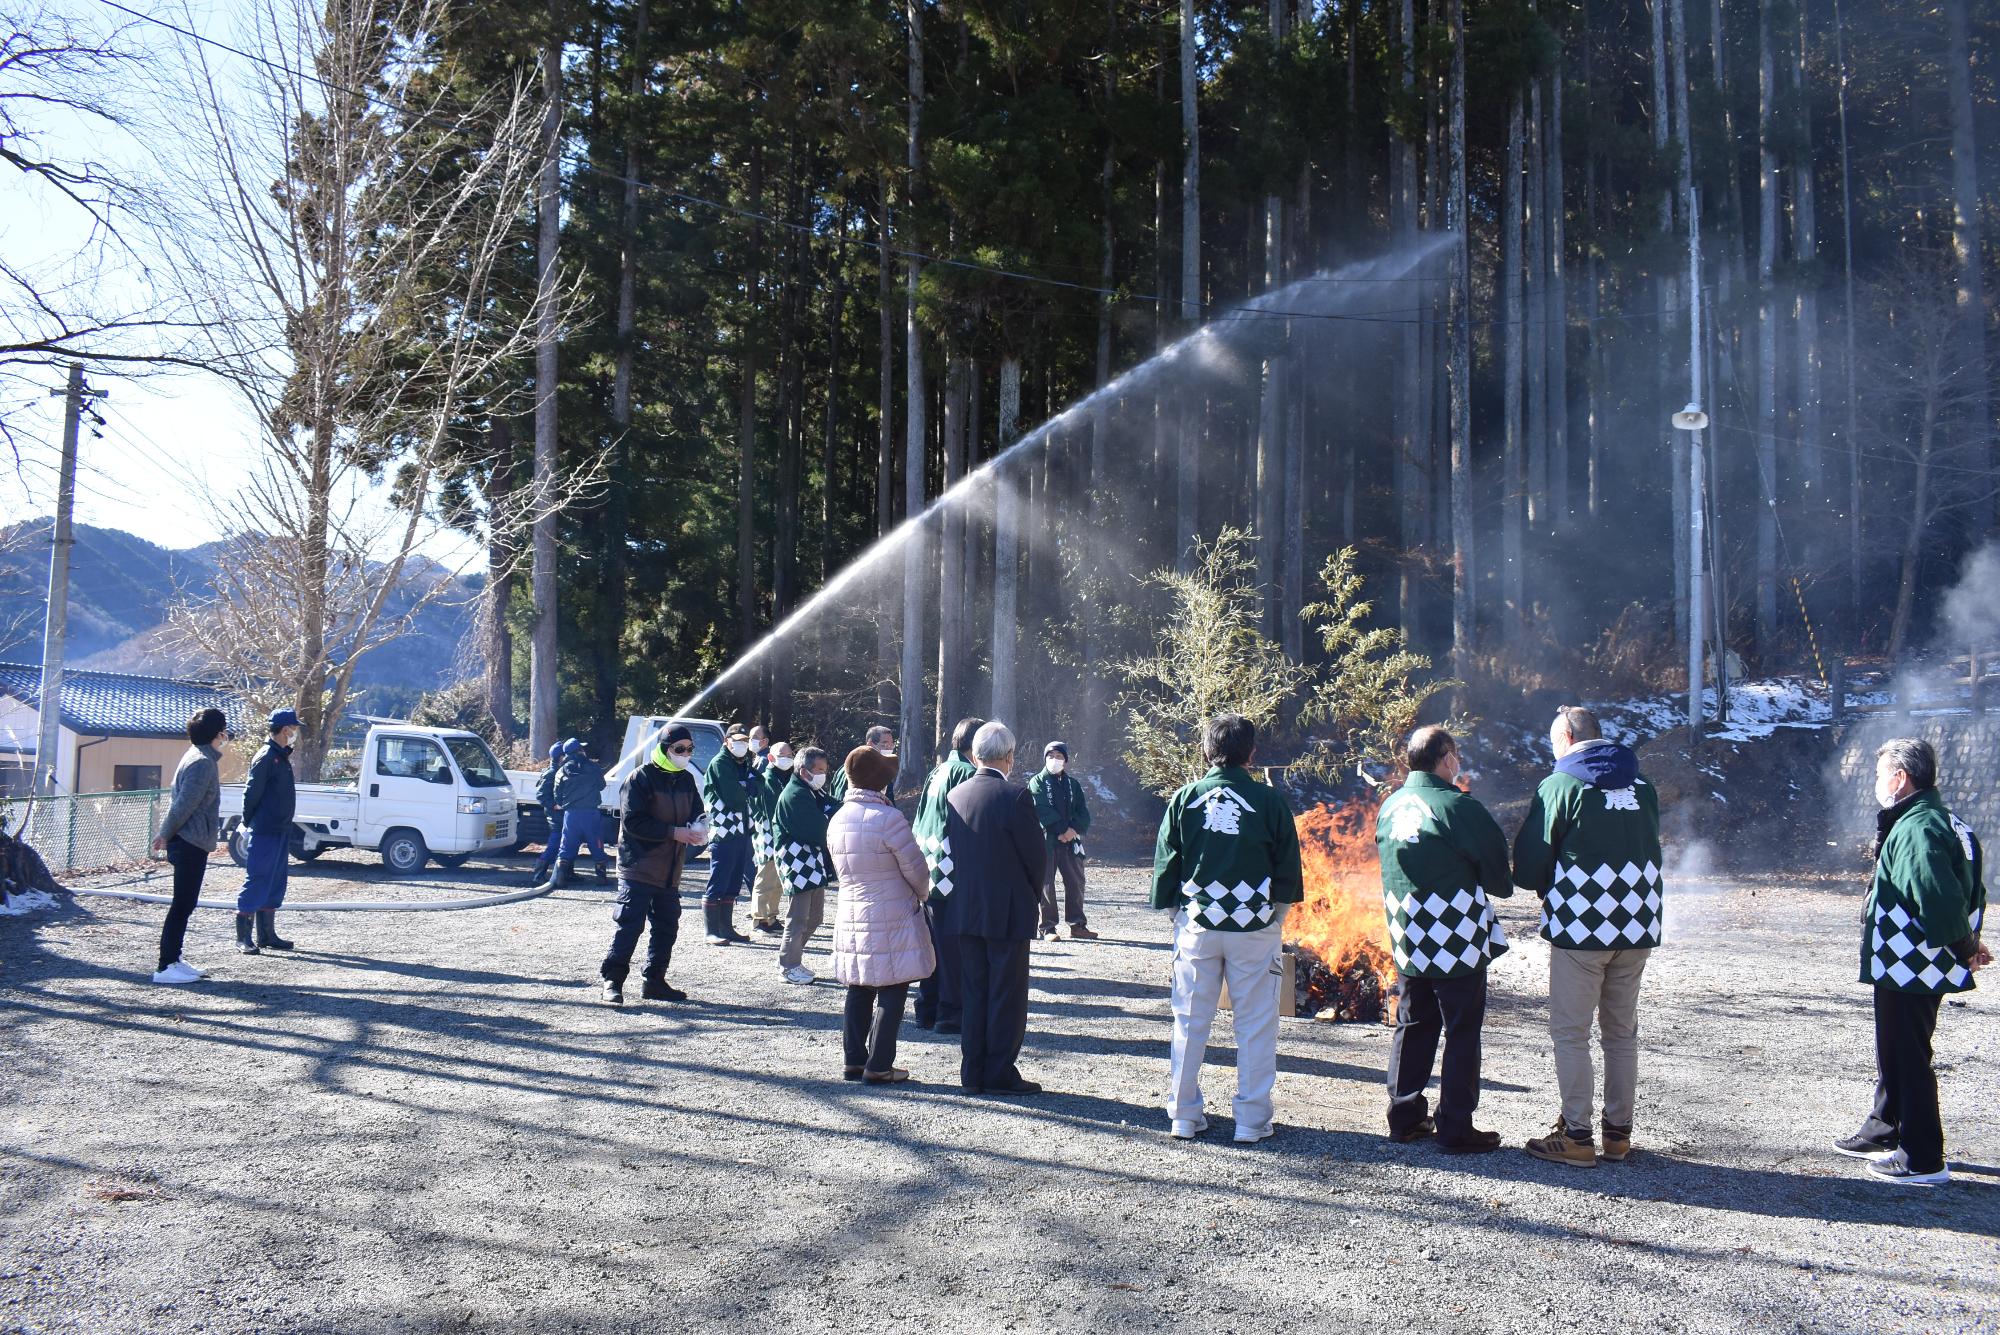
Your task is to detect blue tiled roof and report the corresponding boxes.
[0,662,252,739]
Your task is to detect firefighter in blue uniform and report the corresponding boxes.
[236,708,301,955]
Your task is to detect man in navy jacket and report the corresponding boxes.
[940,721,1048,1095]
[237,708,301,955]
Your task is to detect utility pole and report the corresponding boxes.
[36,364,103,795]
[1674,191,1710,746]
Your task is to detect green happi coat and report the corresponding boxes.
[1027,769,1093,852]
[1862,790,1987,995]
[752,764,788,864]
[701,750,758,842]
[913,752,978,901]
[1376,772,1513,978]
[1150,766,1304,931]
[828,763,886,803]
[1511,771,1665,950]
[772,775,839,895]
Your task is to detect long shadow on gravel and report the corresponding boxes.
[1280,1133,2000,1236]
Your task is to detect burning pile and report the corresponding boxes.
[1285,799,1395,1022]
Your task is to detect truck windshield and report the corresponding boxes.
[446,737,510,788]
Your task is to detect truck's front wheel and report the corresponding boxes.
[380,828,429,875]
[226,825,251,868]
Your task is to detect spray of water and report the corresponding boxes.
[679,237,1452,719]
[606,237,1453,784]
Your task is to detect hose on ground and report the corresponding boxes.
[68,880,559,913]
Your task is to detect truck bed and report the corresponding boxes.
[218,783,362,824]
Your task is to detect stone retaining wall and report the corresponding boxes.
[1830,712,2000,849]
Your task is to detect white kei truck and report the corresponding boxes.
[505,715,726,846]
[220,722,519,874]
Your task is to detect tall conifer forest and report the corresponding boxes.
[426,0,1997,759]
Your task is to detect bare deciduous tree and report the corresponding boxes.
[0,6,211,450]
[160,0,594,778]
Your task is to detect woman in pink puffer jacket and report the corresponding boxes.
[827,746,936,1084]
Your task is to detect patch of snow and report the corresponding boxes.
[1708,678,1832,741]
[1084,773,1119,804]
[1586,676,1835,747]
[0,889,59,917]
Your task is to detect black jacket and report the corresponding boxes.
[553,755,606,812]
[618,760,704,889]
[242,741,297,833]
[939,768,1047,940]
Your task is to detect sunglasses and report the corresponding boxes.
[670,745,694,756]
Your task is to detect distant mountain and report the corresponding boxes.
[0,520,475,699]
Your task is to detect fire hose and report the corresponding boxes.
[68,880,559,913]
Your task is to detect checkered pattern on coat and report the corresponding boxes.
[1868,898,1982,993]
[1540,859,1663,948]
[778,840,831,895]
[918,831,954,897]
[708,807,749,841]
[752,817,774,865]
[1385,883,1508,976]
[1182,878,1274,931]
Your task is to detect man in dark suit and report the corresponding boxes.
[941,720,1048,1095]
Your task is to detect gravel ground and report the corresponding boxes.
[2,852,1996,1334]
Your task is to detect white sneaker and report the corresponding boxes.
[1866,1153,1951,1185]
[176,958,206,980]
[1170,1116,1210,1140]
[152,961,202,985]
[1233,1123,1276,1144]
[782,965,816,985]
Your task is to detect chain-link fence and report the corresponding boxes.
[1,790,168,876]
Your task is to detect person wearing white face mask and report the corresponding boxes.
[699,724,759,945]
[774,747,841,982]
[830,725,897,802]
[600,724,709,1005]
[1835,737,1989,1185]
[1027,741,1097,941]
[749,742,795,933]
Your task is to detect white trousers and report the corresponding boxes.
[1167,912,1286,1132]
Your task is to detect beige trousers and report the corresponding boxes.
[1167,914,1285,1134]
[780,887,826,970]
[751,859,782,922]
[1548,946,1651,1133]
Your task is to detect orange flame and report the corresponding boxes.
[1286,798,1393,984]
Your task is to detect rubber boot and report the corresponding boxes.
[551,860,573,889]
[595,861,609,884]
[641,973,686,1003]
[255,909,294,951]
[717,901,751,944]
[704,901,731,946]
[235,913,260,955]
